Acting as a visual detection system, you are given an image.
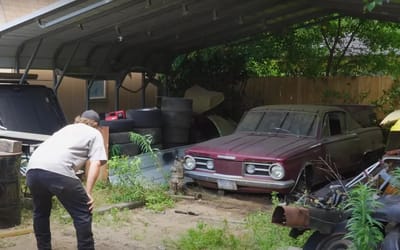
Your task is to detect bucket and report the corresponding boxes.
[0,152,22,228]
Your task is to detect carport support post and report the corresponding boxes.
[53,41,80,94]
[115,78,123,110]
[18,38,42,85]
[141,72,146,108]
[85,80,94,110]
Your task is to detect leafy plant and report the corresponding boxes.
[129,132,154,153]
[373,78,400,115]
[345,184,383,250]
[170,221,241,250]
[107,132,174,211]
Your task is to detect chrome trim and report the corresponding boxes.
[217,155,236,160]
[185,171,295,190]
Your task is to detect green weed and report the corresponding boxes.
[345,184,383,250]
[169,222,241,250]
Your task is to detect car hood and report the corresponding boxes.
[186,132,318,160]
[0,84,67,140]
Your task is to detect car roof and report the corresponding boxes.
[249,104,344,113]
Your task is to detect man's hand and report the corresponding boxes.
[87,192,95,212]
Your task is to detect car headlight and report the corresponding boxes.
[246,164,256,174]
[270,163,285,180]
[206,160,214,170]
[184,156,196,170]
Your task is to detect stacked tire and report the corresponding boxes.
[160,97,193,148]
[126,108,163,151]
[99,119,138,156]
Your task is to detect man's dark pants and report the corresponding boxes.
[26,169,94,250]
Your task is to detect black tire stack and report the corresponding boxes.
[101,108,163,156]
[99,119,138,156]
[160,97,193,148]
[126,108,163,151]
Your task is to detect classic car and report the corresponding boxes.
[182,104,385,195]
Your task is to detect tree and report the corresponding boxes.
[241,16,400,77]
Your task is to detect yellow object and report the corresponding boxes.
[381,110,400,127]
[390,119,400,132]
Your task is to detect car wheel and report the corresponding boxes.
[381,227,400,250]
[287,168,312,203]
[303,231,352,250]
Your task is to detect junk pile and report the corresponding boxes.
[271,115,400,249]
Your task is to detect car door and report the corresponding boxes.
[321,111,362,177]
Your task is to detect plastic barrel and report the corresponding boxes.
[161,97,193,148]
[0,152,22,228]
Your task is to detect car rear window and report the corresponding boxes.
[237,110,318,137]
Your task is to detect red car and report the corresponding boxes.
[183,105,385,195]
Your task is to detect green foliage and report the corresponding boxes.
[144,186,174,212]
[373,78,400,114]
[110,144,122,157]
[345,184,383,250]
[129,132,154,153]
[169,16,400,82]
[170,210,311,250]
[107,132,174,211]
[244,211,311,250]
[171,222,241,250]
[363,0,386,12]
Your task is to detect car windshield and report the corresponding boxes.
[237,110,318,137]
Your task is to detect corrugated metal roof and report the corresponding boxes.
[0,0,399,80]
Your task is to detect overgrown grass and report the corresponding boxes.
[167,211,312,250]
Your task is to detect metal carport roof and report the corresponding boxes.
[0,0,399,82]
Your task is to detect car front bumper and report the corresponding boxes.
[184,171,295,191]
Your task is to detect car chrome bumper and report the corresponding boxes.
[184,171,295,190]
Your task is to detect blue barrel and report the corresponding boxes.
[0,152,21,228]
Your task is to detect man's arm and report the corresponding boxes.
[85,160,102,211]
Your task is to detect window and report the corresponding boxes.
[89,80,106,100]
[322,112,346,137]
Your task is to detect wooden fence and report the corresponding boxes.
[245,76,393,107]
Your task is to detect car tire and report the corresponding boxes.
[162,127,190,144]
[109,132,132,144]
[100,119,136,133]
[132,127,162,145]
[381,227,400,250]
[162,110,192,128]
[110,142,140,156]
[287,168,313,203]
[303,231,351,250]
[160,97,192,111]
[125,108,162,128]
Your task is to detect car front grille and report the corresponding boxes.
[192,156,272,177]
[243,162,272,176]
[193,156,214,171]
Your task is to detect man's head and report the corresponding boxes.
[81,110,100,123]
[75,109,100,127]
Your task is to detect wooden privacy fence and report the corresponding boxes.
[245,76,394,107]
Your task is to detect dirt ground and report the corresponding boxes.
[0,188,272,250]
